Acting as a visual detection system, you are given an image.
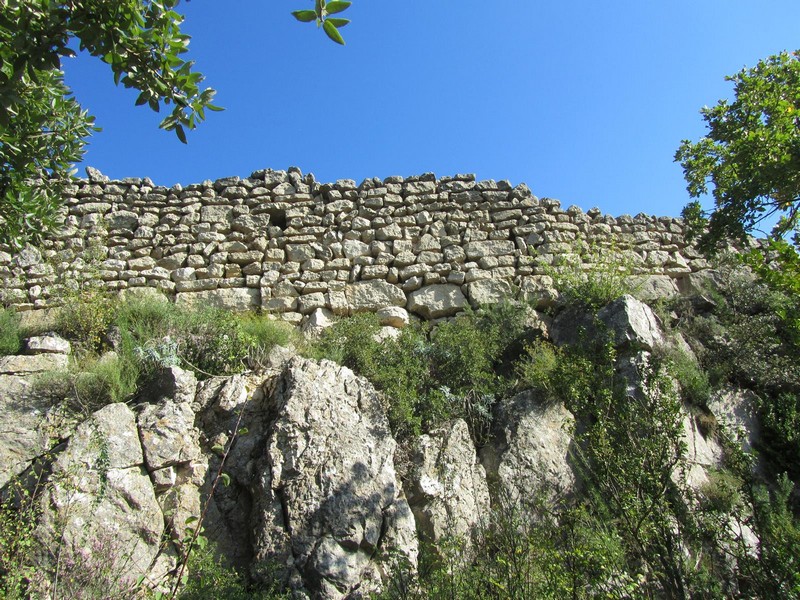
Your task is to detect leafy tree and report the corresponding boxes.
[0,0,350,248]
[675,50,800,250]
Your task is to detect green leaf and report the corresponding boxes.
[175,124,187,144]
[291,10,318,23]
[184,516,199,525]
[326,18,350,28]
[238,427,249,436]
[325,1,352,15]
[211,444,225,454]
[220,472,231,487]
[323,20,345,45]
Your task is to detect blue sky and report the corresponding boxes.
[63,1,800,220]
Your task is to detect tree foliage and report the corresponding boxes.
[676,50,800,249]
[0,0,350,248]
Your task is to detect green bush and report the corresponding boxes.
[542,242,639,309]
[56,288,116,352]
[177,537,288,600]
[0,308,22,355]
[239,314,297,369]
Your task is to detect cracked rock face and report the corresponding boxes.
[34,403,164,597]
[406,419,490,551]
[481,390,577,513]
[251,356,418,599]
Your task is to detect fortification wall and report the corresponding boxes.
[0,167,709,321]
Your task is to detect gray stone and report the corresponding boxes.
[376,306,410,328]
[708,387,761,455]
[251,357,418,598]
[35,404,164,595]
[175,287,260,311]
[407,419,490,550]
[137,398,202,471]
[25,334,71,355]
[597,295,665,351]
[466,279,514,308]
[481,391,577,512]
[464,240,515,260]
[407,284,467,319]
[346,280,406,312]
[0,353,68,374]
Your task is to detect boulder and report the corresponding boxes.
[708,387,761,455]
[631,274,679,301]
[407,284,467,319]
[0,375,74,489]
[407,420,490,549]
[302,307,336,336]
[597,295,665,351]
[481,391,577,512]
[251,357,418,598]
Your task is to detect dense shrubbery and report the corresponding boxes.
[37,293,297,414]
[308,302,530,442]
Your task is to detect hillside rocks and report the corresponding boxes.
[251,357,418,598]
[406,419,490,548]
[0,289,772,597]
[481,392,577,511]
[34,403,165,597]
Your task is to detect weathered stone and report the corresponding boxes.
[345,280,406,312]
[481,391,577,512]
[407,419,490,549]
[175,287,260,311]
[376,306,410,328]
[407,284,467,319]
[35,404,164,596]
[466,278,514,308]
[597,294,665,351]
[138,398,202,471]
[708,387,761,455]
[251,357,418,598]
[25,334,71,355]
[0,353,68,374]
[464,240,515,260]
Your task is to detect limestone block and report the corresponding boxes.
[467,279,514,308]
[407,419,490,548]
[346,280,406,312]
[175,287,260,311]
[407,284,467,319]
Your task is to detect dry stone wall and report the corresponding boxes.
[0,167,709,321]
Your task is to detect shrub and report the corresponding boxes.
[0,308,22,355]
[542,241,639,309]
[177,537,289,600]
[56,288,116,353]
[239,315,297,370]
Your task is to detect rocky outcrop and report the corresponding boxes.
[251,357,417,599]
[406,419,490,549]
[481,392,577,512]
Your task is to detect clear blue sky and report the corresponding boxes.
[62,1,800,219]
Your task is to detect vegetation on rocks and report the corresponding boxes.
[1,243,800,598]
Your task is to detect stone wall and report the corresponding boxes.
[0,167,708,321]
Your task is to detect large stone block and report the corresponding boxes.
[345,280,406,312]
[407,284,467,319]
[175,287,260,311]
